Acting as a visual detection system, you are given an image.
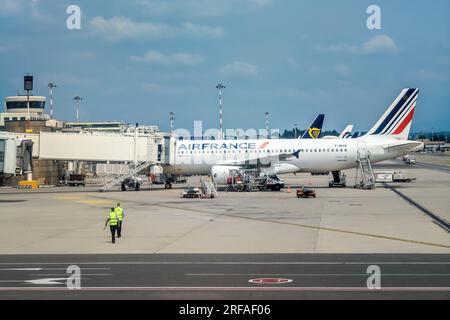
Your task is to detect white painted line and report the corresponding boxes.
[0,268,42,271]
[25,278,67,285]
[186,273,450,276]
[0,261,450,265]
[30,274,112,276]
[0,286,449,292]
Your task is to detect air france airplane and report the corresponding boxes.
[322,124,353,139]
[166,88,423,185]
[339,125,354,139]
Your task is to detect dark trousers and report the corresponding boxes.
[110,225,117,243]
[117,221,123,237]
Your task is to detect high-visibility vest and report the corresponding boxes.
[109,211,118,226]
[115,207,124,221]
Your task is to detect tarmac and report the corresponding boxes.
[0,154,449,299]
[0,254,449,299]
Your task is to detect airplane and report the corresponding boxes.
[351,131,360,138]
[164,88,423,188]
[322,124,353,139]
[300,114,325,139]
[339,125,353,139]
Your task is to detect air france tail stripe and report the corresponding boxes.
[373,88,416,134]
[380,89,418,135]
[393,106,415,135]
[383,97,417,135]
[371,89,408,134]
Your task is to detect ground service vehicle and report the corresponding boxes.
[121,177,143,191]
[297,186,316,198]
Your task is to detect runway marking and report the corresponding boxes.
[1,261,450,265]
[0,268,42,271]
[76,200,113,205]
[227,214,450,250]
[54,196,113,206]
[0,268,107,270]
[25,278,67,285]
[30,274,112,276]
[153,204,450,250]
[0,286,449,292]
[186,273,450,276]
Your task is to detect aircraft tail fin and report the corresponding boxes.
[367,88,419,140]
[338,125,353,139]
[300,114,325,139]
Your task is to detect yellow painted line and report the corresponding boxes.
[154,203,450,250]
[54,196,85,200]
[54,196,113,206]
[76,200,113,205]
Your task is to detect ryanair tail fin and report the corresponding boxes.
[367,88,419,140]
[338,125,353,139]
[300,114,325,139]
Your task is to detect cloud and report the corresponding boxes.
[316,35,398,55]
[0,0,24,15]
[219,61,259,76]
[334,64,351,76]
[90,16,224,41]
[360,35,398,54]
[288,58,320,74]
[0,0,48,20]
[138,0,272,17]
[130,51,204,66]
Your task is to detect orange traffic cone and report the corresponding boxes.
[287,185,291,193]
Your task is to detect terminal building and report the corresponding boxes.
[0,85,172,188]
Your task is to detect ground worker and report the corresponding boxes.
[115,202,124,238]
[105,207,118,244]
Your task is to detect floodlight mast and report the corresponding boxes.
[216,83,225,140]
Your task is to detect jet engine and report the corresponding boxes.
[211,165,240,185]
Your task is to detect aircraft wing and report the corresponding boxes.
[383,141,423,152]
[215,150,300,167]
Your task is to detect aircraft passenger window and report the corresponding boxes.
[314,149,317,152]
[327,149,330,152]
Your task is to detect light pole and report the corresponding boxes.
[73,96,83,121]
[169,112,175,134]
[265,112,270,139]
[294,123,298,139]
[216,83,225,140]
[24,74,33,122]
[48,82,57,119]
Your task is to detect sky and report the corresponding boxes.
[0,0,449,133]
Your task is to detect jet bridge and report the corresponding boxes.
[0,130,176,187]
